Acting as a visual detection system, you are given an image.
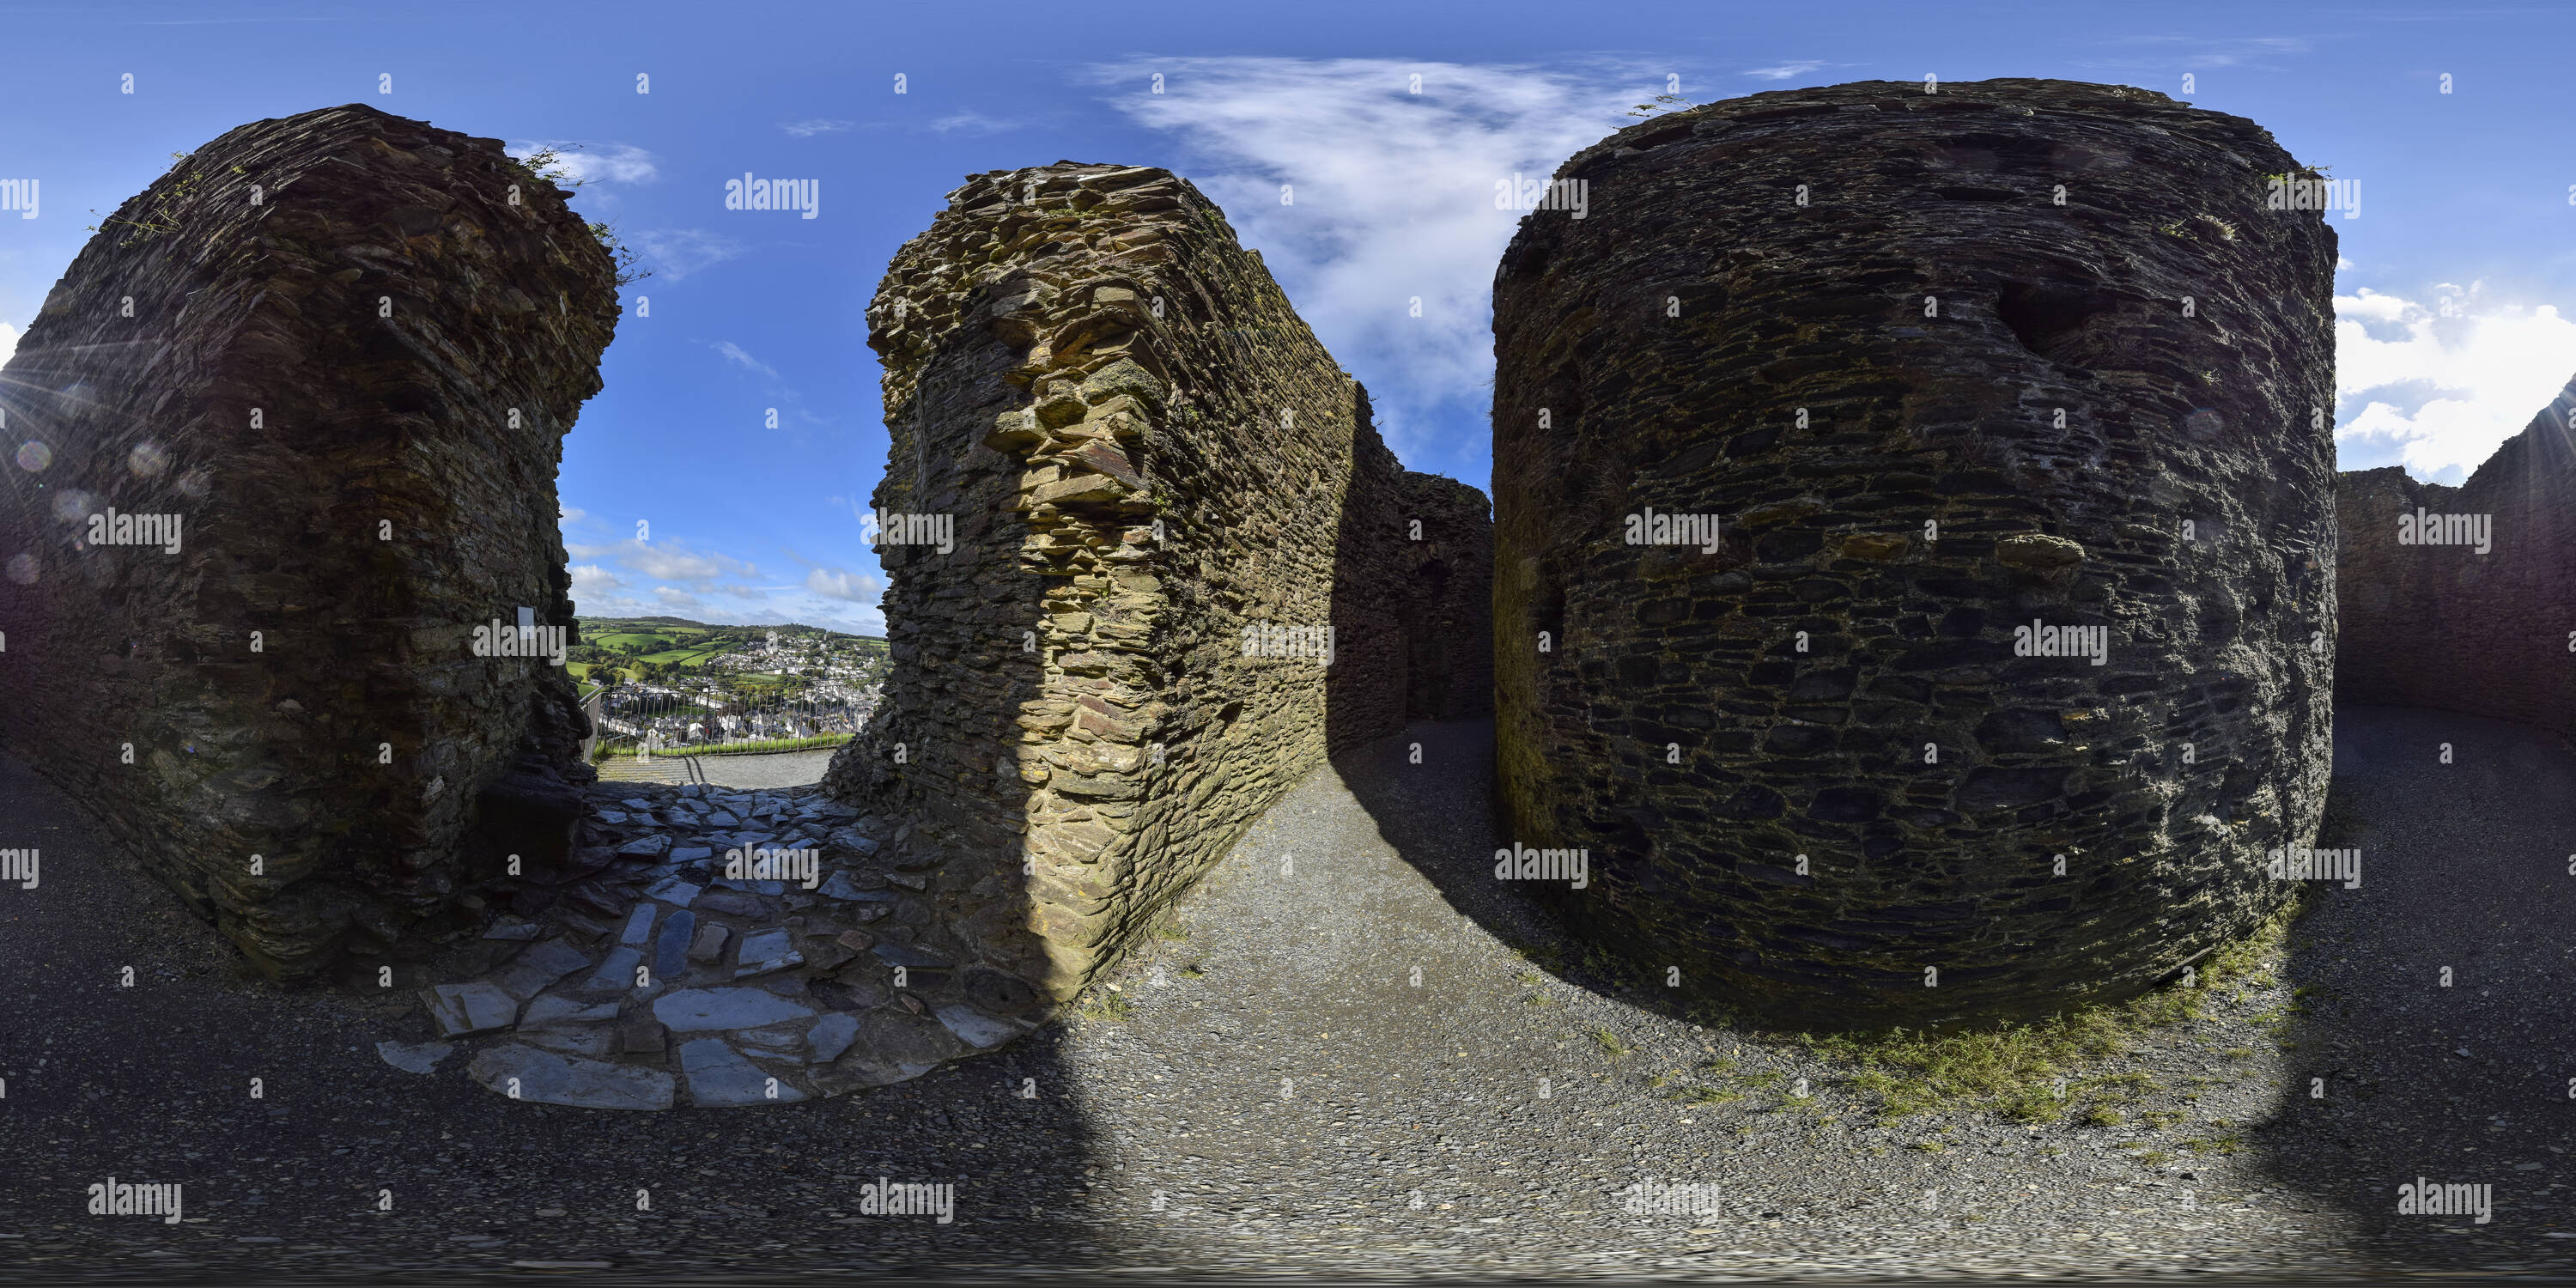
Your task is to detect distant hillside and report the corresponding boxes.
[576,614,884,644]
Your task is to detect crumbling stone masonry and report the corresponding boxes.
[2335,383,2576,738]
[0,105,617,976]
[821,162,1492,999]
[1492,80,2338,1028]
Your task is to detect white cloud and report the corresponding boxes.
[1087,56,1656,468]
[1741,60,1826,80]
[628,228,747,282]
[714,340,777,378]
[781,118,856,137]
[0,322,16,368]
[568,563,622,596]
[508,142,659,185]
[568,537,761,588]
[652,586,704,611]
[929,111,1014,135]
[2336,283,2576,483]
[805,568,879,601]
[558,505,586,524]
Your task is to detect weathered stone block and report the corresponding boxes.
[0,104,617,976]
[1492,80,2338,1028]
[2333,385,2575,739]
[820,163,1493,999]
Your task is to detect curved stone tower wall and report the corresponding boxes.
[1492,79,2338,1028]
[2334,389,2576,738]
[0,105,617,976]
[820,163,1492,999]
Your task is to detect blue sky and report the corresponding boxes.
[3,0,2571,635]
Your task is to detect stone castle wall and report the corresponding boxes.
[1492,80,2339,1028]
[2334,390,2576,738]
[0,105,617,976]
[820,163,1492,999]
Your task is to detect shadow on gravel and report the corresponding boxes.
[2245,705,2576,1267]
[0,744,1119,1275]
[1326,717,1683,1022]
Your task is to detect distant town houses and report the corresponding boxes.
[579,625,885,750]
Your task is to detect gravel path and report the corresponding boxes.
[0,706,2568,1278]
[694,750,836,790]
[593,750,835,789]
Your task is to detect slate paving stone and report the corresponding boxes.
[578,945,643,993]
[693,890,768,918]
[518,997,618,1029]
[805,1012,859,1064]
[653,908,696,981]
[642,877,701,906]
[617,1018,666,1054]
[421,982,517,1036]
[872,940,951,969]
[519,1025,615,1058]
[732,927,803,978]
[614,835,672,860]
[734,1022,808,1060]
[374,1040,453,1074]
[467,1042,674,1110]
[686,921,729,964]
[617,903,658,946]
[651,987,816,1032]
[817,872,894,902]
[933,1003,1024,1049]
[383,782,1060,1110]
[678,1037,806,1107]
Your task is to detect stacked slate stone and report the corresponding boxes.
[0,105,617,976]
[819,162,1493,999]
[1492,80,2339,1028]
[2335,380,2576,738]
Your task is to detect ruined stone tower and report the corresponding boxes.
[1492,80,2338,1028]
[0,105,618,976]
[820,162,1492,999]
[2335,381,2576,738]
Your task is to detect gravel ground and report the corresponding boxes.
[592,750,835,790]
[693,750,836,791]
[0,705,2567,1279]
